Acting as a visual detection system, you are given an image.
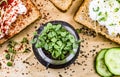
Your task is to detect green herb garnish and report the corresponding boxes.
[7,40,18,48]
[114,8,119,12]
[5,40,17,66]
[32,23,80,60]
[5,53,10,60]
[116,0,120,3]
[7,62,12,66]
[21,37,29,44]
[76,29,81,33]
[98,12,102,16]
[33,31,38,35]
[98,12,108,22]
[93,7,99,12]
[99,17,106,21]
[23,48,31,53]
[109,23,116,26]
[8,47,16,54]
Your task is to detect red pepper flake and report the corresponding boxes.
[18,44,23,51]
[0,0,14,8]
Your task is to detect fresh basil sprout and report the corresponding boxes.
[33,23,80,60]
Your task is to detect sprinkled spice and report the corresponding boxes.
[23,61,30,65]
[83,68,85,70]
[80,27,97,37]
[22,73,24,75]
[72,70,75,73]
[0,62,2,69]
[59,74,63,77]
[4,37,31,67]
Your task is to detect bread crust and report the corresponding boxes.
[50,0,73,12]
[74,0,120,44]
[0,0,41,44]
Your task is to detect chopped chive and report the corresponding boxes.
[116,0,120,3]
[98,12,102,16]
[114,8,119,12]
[105,12,108,17]
[98,17,106,21]
[93,7,99,12]
[109,23,116,26]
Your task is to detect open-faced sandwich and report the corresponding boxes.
[0,0,41,44]
[74,0,120,44]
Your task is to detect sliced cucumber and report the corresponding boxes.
[96,49,113,77]
[105,48,120,75]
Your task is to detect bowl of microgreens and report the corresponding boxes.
[32,21,80,69]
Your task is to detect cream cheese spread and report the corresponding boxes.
[89,0,120,36]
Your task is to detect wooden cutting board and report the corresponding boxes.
[0,0,119,77]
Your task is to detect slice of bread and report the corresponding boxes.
[74,0,120,44]
[50,0,73,11]
[0,0,41,44]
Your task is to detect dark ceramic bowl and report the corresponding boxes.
[32,20,80,69]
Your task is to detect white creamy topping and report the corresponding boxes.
[89,0,120,36]
[0,0,27,38]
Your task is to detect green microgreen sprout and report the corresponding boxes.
[32,23,80,60]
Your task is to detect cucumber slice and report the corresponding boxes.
[105,48,120,75]
[96,49,112,77]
